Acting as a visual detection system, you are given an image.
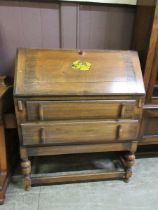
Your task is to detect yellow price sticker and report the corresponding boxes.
[72,60,92,71]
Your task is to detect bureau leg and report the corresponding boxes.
[21,159,31,191]
[124,152,135,183]
[20,148,31,191]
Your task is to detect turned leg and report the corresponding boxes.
[21,159,31,191]
[20,147,31,191]
[124,152,135,183]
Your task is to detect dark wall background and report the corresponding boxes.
[0,1,136,76]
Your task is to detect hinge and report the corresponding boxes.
[17,100,23,111]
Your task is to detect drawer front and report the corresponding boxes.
[21,120,139,146]
[26,100,138,121]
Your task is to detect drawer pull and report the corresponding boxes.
[138,99,142,108]
[121,104,126,118]
[40,128,45,144]
[17,100,23,111]
[117,125,123,140]
[39,104,44,120]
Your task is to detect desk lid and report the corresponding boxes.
[14,49,145,96]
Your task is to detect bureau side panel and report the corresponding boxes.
[139,104,158,144]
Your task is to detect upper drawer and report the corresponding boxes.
[26,100,139,121]
[21,120,139,146]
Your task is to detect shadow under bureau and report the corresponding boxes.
[14,49,145,190]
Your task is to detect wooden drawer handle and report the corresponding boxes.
[138,99,142,108]
[121,104,126,118]
[40,128,45,144]
[117,125,123,140]
[17,100,23,111]
[39,104,44,120]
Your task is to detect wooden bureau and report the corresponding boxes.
[14,49,145,190]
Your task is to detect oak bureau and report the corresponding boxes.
[14,49,145,190]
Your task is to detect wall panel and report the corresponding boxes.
[0,1,22,75]
[0,1,136,76]
[79,5,135,49]
[0,1,60,75]
[79,5,110,49]
[60,3,78,48]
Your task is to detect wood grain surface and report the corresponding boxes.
[14,49,145,96]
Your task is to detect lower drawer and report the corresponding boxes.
[21,120,139,146]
